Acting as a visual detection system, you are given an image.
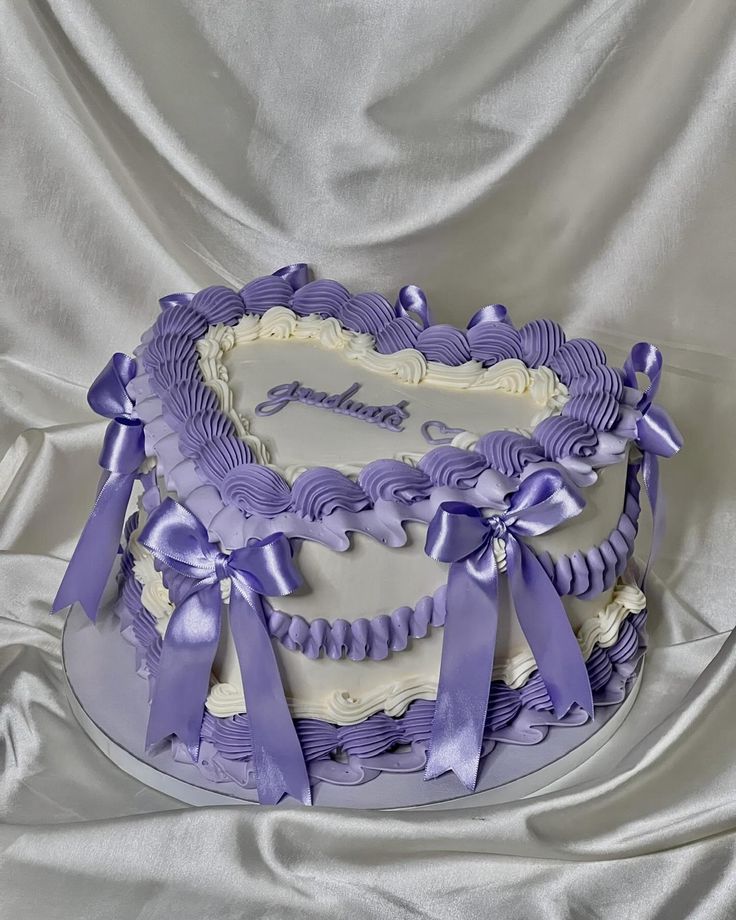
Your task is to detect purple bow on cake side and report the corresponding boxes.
[623,343,683,586]
[53,353,145,621]
[138,498,311,806]
[424,468,594,791]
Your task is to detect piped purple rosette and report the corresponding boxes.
[128,263,643,555]
[116,541,646,791]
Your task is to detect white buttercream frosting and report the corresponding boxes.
[201,580,645,721]
[194,308,569,478]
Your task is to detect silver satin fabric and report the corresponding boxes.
[2,1,736,916]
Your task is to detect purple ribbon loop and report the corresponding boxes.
[467,303,510,328]
[138,498,311,806]
[423,469,593,790]
[53,354,145,621]
[395,284,432,328]
[158,292,194,310]
[272,262,311,291]
[622,342,683,585]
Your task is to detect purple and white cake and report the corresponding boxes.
[54,263,682,805]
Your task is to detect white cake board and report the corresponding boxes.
[62,603,643,811]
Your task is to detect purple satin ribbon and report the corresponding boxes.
[272,262,311,290]
[424,468,594,790]
[467,303,510,327]
[395,284,432,328]
[158,291,194,310]
[138,498,311,806]
[623,343,683,586]
[53,354,145,621]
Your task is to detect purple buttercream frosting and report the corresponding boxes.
[466,322,523,365]
[189,286,245,325]
[518,318,566,367]
[164,380,220,425]
[418,446,489,488]
[239,275,293,313]
[143,332,198,377]
[178,410,236,459]
[266,589,445,661]
[533,415,599,460]
[153,303,208,340]
[339,292,395,336]
[290,468,371,521]
[473,431,544,476]
[568,364,624,400]
[193,609,646,767]
[357,459,433,505]
[374,315,421,353]
[290,279,350,317]
[416,325,472,366]
[563,392,621,431]
[548,338,607,384]
[137,264,645,533]
[196,435,254,486]
[221,465,293,517]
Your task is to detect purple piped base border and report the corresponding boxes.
[189,612,645,791]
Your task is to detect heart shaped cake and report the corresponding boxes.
[54,263,683,805]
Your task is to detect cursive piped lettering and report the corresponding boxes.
[255,381,410,432]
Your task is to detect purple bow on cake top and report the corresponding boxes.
[272,261,311,291]
[623,343,683,586]
[424,468,594,791]
[138,498,311,806]
[53,353,145,621]
[395,284,433,328]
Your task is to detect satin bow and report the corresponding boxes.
[623,343,683,586]
[139,498,311,806]
[53,353,145,621]
[424,468,594,790]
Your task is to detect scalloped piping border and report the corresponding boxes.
[128,272,641,544]
[194,309,569,480]
[130,358,641,556]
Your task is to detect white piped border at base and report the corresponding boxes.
[62,602,643,811]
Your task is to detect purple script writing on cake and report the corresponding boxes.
[254,380,410,432]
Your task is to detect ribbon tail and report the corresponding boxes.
[145,582,221,759]
[229,586,311,805]
[52,471,136,621]
[425,551,499,790]
[640,451,663,588]
[507,538,593,719]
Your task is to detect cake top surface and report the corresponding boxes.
[128,263,643,549]
[196,309,569,479]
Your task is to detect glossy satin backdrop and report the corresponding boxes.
[2,0,735,916]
